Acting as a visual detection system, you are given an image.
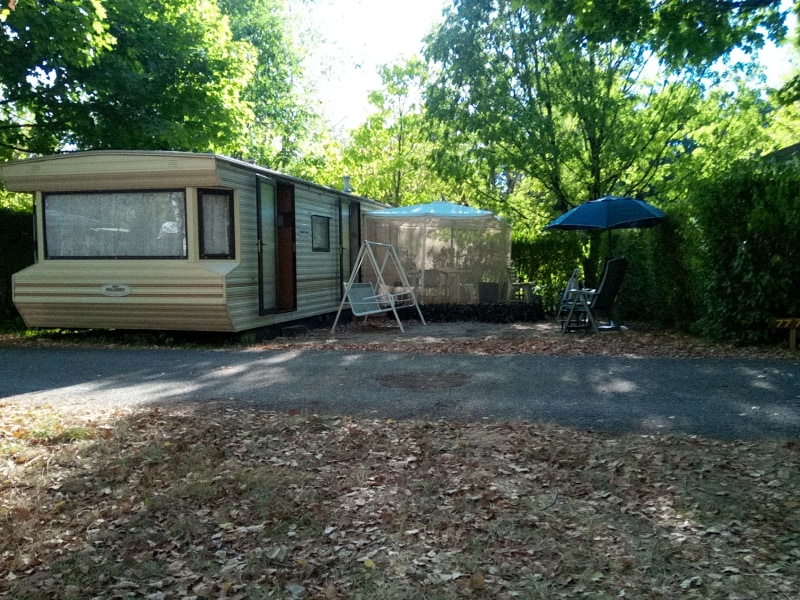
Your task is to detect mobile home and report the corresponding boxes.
[0,150,383,332]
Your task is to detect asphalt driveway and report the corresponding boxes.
[1,344,799,440]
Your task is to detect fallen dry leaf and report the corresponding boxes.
[1,321,798,599]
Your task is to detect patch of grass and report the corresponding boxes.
[30,425,96,444]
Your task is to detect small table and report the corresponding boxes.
[512,282,536,302]
[438,268,472,303]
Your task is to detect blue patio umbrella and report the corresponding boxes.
[544,195,665,253]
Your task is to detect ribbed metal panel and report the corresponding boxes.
[294,185,341,317]
[13,262,232,331]
[216,162,261,331]
[0,151,221,192]
[16,303,233,331]
[216,163,347,331]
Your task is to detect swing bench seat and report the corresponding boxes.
[346,282,413,316]
[333,282,418,332]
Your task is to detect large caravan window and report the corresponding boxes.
[44,191,186,259]
[198,189,235,259]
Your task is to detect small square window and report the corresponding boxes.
[311,215,330,252]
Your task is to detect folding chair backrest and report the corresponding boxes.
[564,268,582,301]
[591,258,627,311]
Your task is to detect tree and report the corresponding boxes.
[424,0,781,284]
[343,58,440,205]
[218,0,320,169]
[0,0,114,158]
[70,0,255,154]
[287,129,347,190]
[0,0,313,158]
[514,0,787,69]
[775,2,800,105]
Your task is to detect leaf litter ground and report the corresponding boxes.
[2,320,799,599]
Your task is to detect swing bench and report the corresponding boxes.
[331,241,426,333]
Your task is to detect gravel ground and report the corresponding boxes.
[1,319,799,440]
[258,318,800,360]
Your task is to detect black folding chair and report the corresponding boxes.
[560,258,627,332]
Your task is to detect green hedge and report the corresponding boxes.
[612,208,698,330]
[689,162,800,344]
[511,232,584,313]
[0,208,34,319]
[612,160,800,344]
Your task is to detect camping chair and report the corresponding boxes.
[557,268,582,323]
[559,258,627,333]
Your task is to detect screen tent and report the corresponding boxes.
[364,201,512,304]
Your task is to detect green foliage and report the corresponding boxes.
[426,0,760,214]
[612,209,699,329]
[689,161,800,344]
[775,3,800,105]
[512,232,584,312]
[219,0,320,169]
[0,207,34,318]
[343,58,441,205]
[288,132,348,190]
[425,0,746,285]
[610,156,800,344]
[421,0,792,325]
[67,0,255,154]
[648,81,779,205]
[514,0,786,69]
[0,0,115,158]
[503,177,585,311]
[565,155,800,346]
[0,183,34,322]
[0,187,33,212]
[0,0,314,159]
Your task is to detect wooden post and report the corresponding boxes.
[776,318,800,351]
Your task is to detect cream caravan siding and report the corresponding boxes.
[4,151,384,333]
[214,161,344,331]
[215,161,261,331]
[0,151,221,192]
[5,153,231,332]
[294,184,341,317]
[13,261,233,331]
